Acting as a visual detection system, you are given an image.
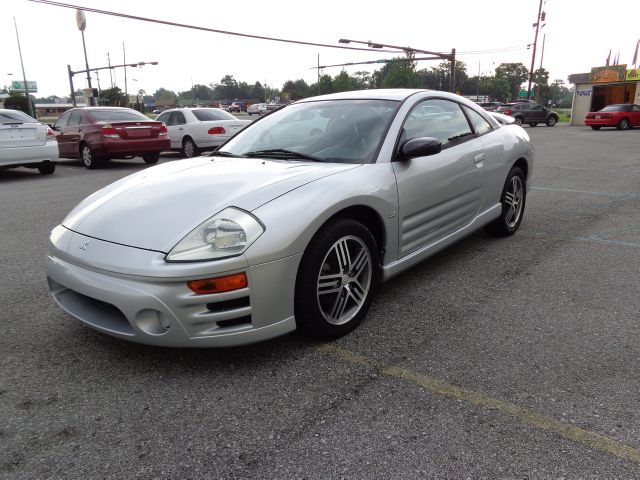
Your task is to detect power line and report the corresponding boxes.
[28,0,405,54]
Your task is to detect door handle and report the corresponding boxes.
[178,127,184,131]
[474,153,485,165]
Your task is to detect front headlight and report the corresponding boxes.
[166,207,264,262]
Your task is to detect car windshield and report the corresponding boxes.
[193,109,236,121]
[0,110,37,124]
[90,109,148,122]
[599,105,628,112]
[219,99,399,164]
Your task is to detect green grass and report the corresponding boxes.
[556,108,571,123]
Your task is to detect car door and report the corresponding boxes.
[155,111,175,147]
[631,105,640,127]
[52,110,72,156]
[392,98,486,257]
[62,110,85,157]
[530,105,546,123]
[167,111,187,148]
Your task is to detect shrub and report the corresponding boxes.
[4,94,37,118]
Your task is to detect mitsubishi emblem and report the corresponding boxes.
[79,240,90,251]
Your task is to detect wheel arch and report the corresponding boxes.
[512,157,529,181]
[317,205,386,260]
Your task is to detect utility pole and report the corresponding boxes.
[449,48,456,93]
[107,52,113,88]
[317,54,320,95]
[527,0,544,100]
[13,17,34,117]
[123,42,128,107]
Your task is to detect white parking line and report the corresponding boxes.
[546,165,640,174]
[525,232,640,249]
[531,186,636,198]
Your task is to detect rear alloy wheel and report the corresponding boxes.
[617,118,629,130]
[590,126,602,130]
[182,137,199,158]
[81,143,101,169]
[514,116,523,126]
[143,153,159,164]
[546,116,558,127]
[37,161,55,175]
[295,218,379,339]
[485,167,526,237]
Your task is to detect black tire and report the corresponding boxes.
[514,116,523,126]
[295,218,379,339]
[545,116,558,127]
[485,167,526,237]
[182,137,199,158]
[80,143,102,169]
[617,118,629,130]
[143,153,159,164]
[37,162,55,175]
[590,125,602,130]
[529,123,538,127]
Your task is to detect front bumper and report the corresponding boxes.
[46,230,300,347]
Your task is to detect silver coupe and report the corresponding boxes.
[46,89,533,347]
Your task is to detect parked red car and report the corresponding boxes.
[584,104,640,130]
[52,107,170,169]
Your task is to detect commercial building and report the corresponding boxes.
[569,65,640,125]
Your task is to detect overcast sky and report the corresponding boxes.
[2,0,640,98]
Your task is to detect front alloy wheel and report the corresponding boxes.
[546,116,557,127]
[514,116,523,126]
[295,219,378,339]
[485,167,526,237]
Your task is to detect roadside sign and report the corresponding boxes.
[10,80,37,93]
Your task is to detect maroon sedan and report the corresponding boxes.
[52,107,170,169]
[584,104,640,130]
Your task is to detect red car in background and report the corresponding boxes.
[52,107,170,169]
[584,104,640,130]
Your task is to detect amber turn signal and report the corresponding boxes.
[187,272,248,295]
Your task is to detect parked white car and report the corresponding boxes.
[247,103,267,115]
[155,108,250,157]
[0,109,58,175]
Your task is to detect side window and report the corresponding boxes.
[173,112,186,125]
[68,110,83,126]
[533,105,544,111]
[462,106,493,136]
[156,112,170,124]
[54,111,71,128]
[633,105,640,112]
[404,99,473,147]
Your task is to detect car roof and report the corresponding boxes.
[297,89,440,103]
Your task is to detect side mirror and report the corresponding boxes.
[399,137,442,160]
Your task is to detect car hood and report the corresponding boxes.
[63,156,360,252]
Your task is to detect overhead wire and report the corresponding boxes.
[27,0,405,54]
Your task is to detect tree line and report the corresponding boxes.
[22,58,574,109]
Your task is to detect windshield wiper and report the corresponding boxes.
[209,150,245,158]
[244,149,324,162]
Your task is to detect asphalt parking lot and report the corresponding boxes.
[2,125,640,478]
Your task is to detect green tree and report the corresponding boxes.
[332,70,356,92]
[4,94,36,117]
[352,71,372,89]
[281,79,311,100]
[152,88,177,101]
[318,74,333,95]
[495,62,529,102]
[250,82,265,101]
[100,87,127,106]
[533,68,550,104]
